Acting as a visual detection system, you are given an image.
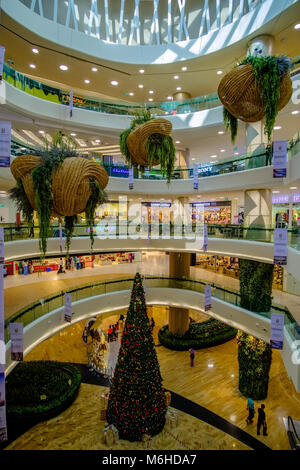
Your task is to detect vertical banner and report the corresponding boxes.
[273,140,287,178]
[0,226,6,442]
[193,164,198,190]
[64,293,72,323]
[274,227,288,265]
[0,47,5,81]
[203,224,208,252]
[204,285,212,311]
[59,223,63,252]
[9,323,24,362]
[69,88,73,118]
[129,166,134,190]
[0,121,11,167]
[270,313,285,349]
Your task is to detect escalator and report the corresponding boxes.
[287,416,300,450]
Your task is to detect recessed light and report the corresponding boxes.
[139,69,145,74]
[32,48,39,54]
[273,126,282,130]
[29,64,36,68]
[218,131,224,134]
[129,92,134,96]
[176,87,182,91]
[149,90,154,94]
[175,141,181,144]
[59,65,68,71]
[148,98,153,101]
[84,79,90,84]
[211,160,218,163]
[138,84,144,88]
[174,75,179,79]
[217,70,223,75]
[294,23,300,29]
[95,139,101,143]
[91,67,98,72]
[208,364,214,368]
[70,133,76,136]
[272,190,280,194]
[167,96,172,100]
[111,80,118,86]
[192,158,195,161]
[290,187,297,190]
[181,66,187,71]
[291,110,299,115]
[220,149,225,152]
[211,155,217,158]
[38,130,45,134]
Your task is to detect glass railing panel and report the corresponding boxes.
[47,295,64,313]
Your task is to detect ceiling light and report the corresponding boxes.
[149,90,154,94]
[95,139,101,143]
[220,149,225,152]
[290,187,297,190]
[218,131,224,134]
[38,130,45,134]
[273,126,282,130]
[138,84,144,88]
[181,66,187,71]
[211,155,217,158]
[272,190,280,194]
[111,80,118,86]
[84,79,90,84]
[174,75,179,79]
[148,98,153,101]
[294,23,300,29]
[211,160,218,163]
[192,158,195,161]
[208,364,214,368]
[291,110,299,115]
[32,48,39,54]
[139,69,145,73]
[167,96,172,100]
[29,64,36,68]
[175,141,180,144]
[70,133,76,136]
[59,65,68,70]
[129,92,134,96]
[176,87,182,91]
[217,70,223,75]
[91,67,98,72]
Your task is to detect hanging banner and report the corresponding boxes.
[0,227,3,264]
[193,164,198,190]
[204,285,211,311]
[0,47,4,81]
[203,224,208,252]
[0,406,7,442]
[270,313,285,349]
[69,88,73,118]
[59,223,63,252]
[129,166,134,190]
[0,121,11,167]
[273,140,287,178]
[64,293,72,323]
[0,373,5,406]
[9,323,23,362]
[274,227,288,265]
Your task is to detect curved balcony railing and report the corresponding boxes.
[4,275,297,344]
[2,223,300,250]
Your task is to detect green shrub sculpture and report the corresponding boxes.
[239,259,274,312]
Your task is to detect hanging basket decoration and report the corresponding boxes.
[217,55,293,142]
[10,136,108,258]
[120,109,176,182]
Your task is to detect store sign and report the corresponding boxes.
[150,202,171,207]
[270,313,285,349]
[204,285,212,311]
[129,167,134,190]
[274,227,288,265]
[9,323,23,362]
[64,293,72,323]
[272,195,289,204]
[0,121,11,167]
[273,140,287,178]
[198,166,213,174]
[0,47,4,81]
[112,167,129,176]
[193,164,198,190]
[69,88,73,118]
[293,194,300,203]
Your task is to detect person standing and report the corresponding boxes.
[246,397,255,424]
[257,404,268,436]
[107,325,113,343]
[265,144,273,166]
[150,317,155,331]
[189,348,195,367]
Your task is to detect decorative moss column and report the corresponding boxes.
[169,252,191,335]
[237,331,272,400]
[238,259,274,398]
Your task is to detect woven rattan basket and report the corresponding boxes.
[10,155,109,216]
[126,118,172,167]
[218,64,292,122]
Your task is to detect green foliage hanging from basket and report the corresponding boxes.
[10,130,108,259]
[218,55,293,143]
[119,109,176,182]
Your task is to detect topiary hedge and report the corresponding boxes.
[5,361,81,423]
[158,318,237,351]
[239,259,274,313]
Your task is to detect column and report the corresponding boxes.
[244,189,272,240]
[169,252,191,335]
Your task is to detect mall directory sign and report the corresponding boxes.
[270,313,285,349]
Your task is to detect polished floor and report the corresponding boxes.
[10,306,300,451]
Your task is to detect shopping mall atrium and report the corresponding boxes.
[0,0,300,454]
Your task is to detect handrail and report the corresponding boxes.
[4,275,297,345]
[288,416,300,445]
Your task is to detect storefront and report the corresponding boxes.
[272,194,289,228]
[191,201,232,225]
[141,202,172,225]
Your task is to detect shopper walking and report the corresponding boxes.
[189,348,195,367]
[246,397,255,424]
[257,404,268,436]
[150,317,155,331]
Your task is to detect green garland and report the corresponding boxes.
[120,109,176,183]
[9,180,33,228]
[85,179,107,251]
[223,107,238,144]
[237,331,272,400]
[64,215,78,258]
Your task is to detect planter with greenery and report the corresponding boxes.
[158,318,237,351]
[119,109,176,183]
[237,331,272,400]
[10,131,108,258]
[239,259,274,313]
[218,55,292,143]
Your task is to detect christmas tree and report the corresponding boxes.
[106,272,167,441]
